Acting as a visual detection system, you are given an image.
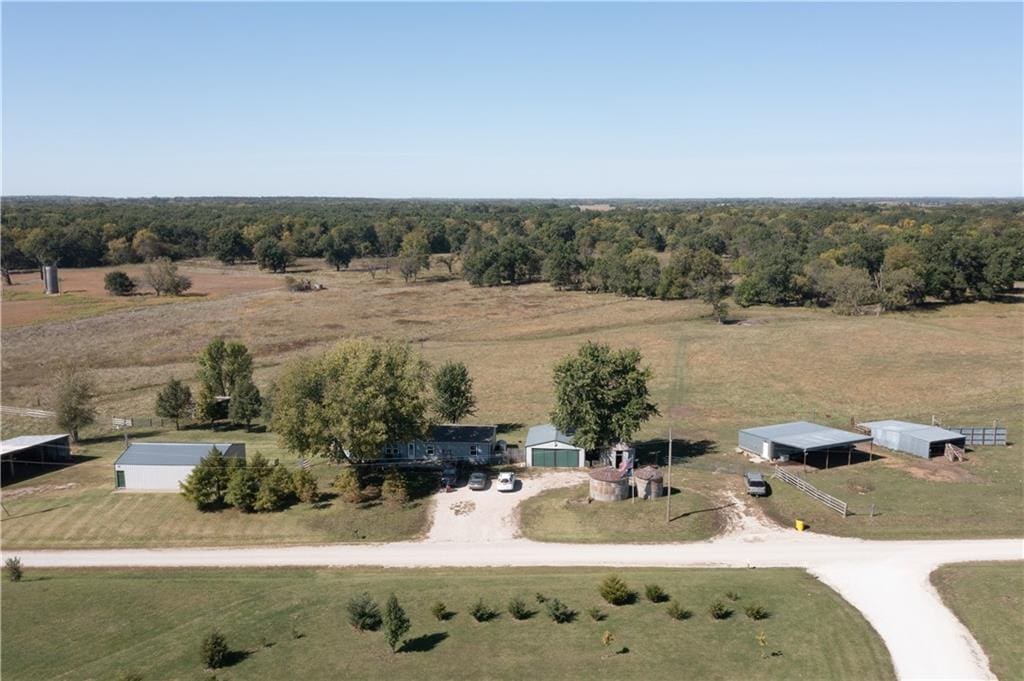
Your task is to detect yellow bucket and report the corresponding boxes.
[795,519,806,532]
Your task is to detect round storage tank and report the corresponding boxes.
[588,466,630,502]
[43,265,60,295]
[634,465,664,500]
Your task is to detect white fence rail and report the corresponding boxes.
[772,466,849,517]
[0,405,57,419]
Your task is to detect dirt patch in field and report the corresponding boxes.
[2,262,282,326]
[884,458,980,483]
[3,482,79,500]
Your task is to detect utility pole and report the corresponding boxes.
[666,427,672,523]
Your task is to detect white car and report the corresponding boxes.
[496,471,516,492]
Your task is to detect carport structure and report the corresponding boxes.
[858,420,967,459]
[738,421,872,469]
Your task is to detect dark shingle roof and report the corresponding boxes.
[429,425,496,444]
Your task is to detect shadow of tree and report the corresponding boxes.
[634,438,717,466]
[400,632,449,653]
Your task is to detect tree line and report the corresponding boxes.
[3,198,1020,313]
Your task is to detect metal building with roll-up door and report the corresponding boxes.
[525,424,585,468]
[114,442,246,491]
[858,420,967,458]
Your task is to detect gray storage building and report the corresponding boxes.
[739,421,871,462]
[114,442,246,491]
[525,424,586,467]
[858,420,967,459]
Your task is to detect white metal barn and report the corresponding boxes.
[525,424,586,468]
[114,442,246,491]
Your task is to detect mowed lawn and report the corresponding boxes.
[520,481,726,543]
[0,428,434,549]
[931,562,1024,681]
[1,567,895,681]
[1,260,1021,544]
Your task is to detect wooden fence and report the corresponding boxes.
[1,405,57,419]
[772,466,849,517]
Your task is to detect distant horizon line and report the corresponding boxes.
[5,194,1023,202]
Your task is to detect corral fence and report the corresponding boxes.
[772,466,849,517]
[945,427,1008,446]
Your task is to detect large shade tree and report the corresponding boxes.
[432,361,477,423]
[550,342,659,451]
[271,339,431,462]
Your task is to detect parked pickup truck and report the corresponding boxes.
[744,471,768,497]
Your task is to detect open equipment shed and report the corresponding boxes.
[859,420,967,458]
[739,421,871,467]
[1,434,71,478]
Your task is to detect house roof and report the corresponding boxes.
[0,434,69,457]
[740,421,871,452]
[114,442,243,466]
[859,420,965,443]
[525,424,577,448]
[428,425,496,444]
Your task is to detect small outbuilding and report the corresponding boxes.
[114,442,246,491]
[589,466,630,502]
[738,421,871,466]
[858,420,967,459]
[1,434,71,477]
[525,424,586,468]
[634,465,664,500]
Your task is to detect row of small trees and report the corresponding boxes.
[180,449,317,512]
[103,258,192,297]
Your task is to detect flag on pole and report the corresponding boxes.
[300,458,312,471]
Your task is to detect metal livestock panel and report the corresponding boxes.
[946,428,1008,446]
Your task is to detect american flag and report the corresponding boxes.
[618,454,634,475]
[300,459,312,471]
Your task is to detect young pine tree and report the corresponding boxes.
[383,594,411,653]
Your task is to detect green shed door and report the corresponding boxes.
[532,449,555,467]
[554,450,578,468]
[532,449,576,467]
[115,470,126,488]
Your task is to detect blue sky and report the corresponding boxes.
[2,2,1021,197]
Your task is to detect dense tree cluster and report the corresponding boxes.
[2,198,1020,313]
[180,449,316,512]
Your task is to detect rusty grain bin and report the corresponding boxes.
[588,466,630,502]
[634,465,664,500]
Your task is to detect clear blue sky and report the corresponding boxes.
[2,2,1021,197]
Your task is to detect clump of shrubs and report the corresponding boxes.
[644,584,669,603]
[545,598,576,623]
[347,593,382,631]
[381,469,410,507]
[709,601,732,620]
[535,592,548,604]
[470,599,498,622]
[587,607,607,622]
[5,557,23,582]
[180,451,302,513]
[599,574,636,605]
[725,590,741,601]
[334,467,364,504]
[431,601,449,621]
[508,597,531,620]
[200,630,229,669]
[745,604,770,620]
[666,601,691,620]
[104,270,136,296]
